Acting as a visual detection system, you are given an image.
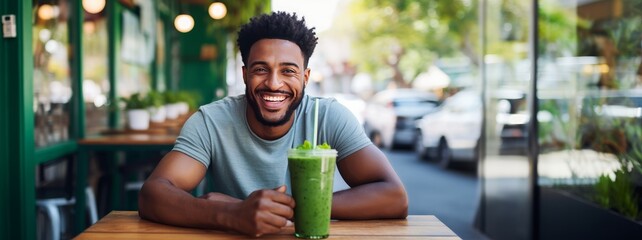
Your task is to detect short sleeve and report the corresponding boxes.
[324,100,372,161]
[172,110,212,168]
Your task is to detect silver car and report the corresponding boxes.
[364,88,440,149]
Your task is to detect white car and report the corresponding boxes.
[364,88,440,149]
[323,93,366,125]
[415,89,482,168]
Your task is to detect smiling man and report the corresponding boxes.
[138,12,408,237]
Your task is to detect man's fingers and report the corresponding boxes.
[273,185,287,193]
[261,212,293,229]
[238,188,296,237]
[252,221,282,237]
[255,189,295,220]
[272,186,295,208]
[252,211,291,235]
[265,199,295,219]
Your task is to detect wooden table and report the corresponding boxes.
[78,133,178,148]
[75,211,460,239]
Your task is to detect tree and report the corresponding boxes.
[332,0,479,88]
[214,0,272,34]
[204,0,272,48]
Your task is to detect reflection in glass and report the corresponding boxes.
[83,16,109,135]
[119,7,152,106]
[480,0,533,239]
[538,0,642,222]
[33,0,72,148]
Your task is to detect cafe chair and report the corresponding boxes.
[36,156,98,240]
[119,155,208,210]
[119,152,165,210]
[118,151,209,210]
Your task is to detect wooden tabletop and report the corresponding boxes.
[74,211,460,239]
[78,134,177,146]
[78,115,189,146]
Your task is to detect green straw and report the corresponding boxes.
[312,98,319,149]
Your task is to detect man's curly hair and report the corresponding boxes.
[237,11,318,68]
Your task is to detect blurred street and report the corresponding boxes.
[335,148,488,240]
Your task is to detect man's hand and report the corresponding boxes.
[230,185,295,237]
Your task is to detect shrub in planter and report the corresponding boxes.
[176,91,200,115]
[164,91,180,120]
[121,93,151,130]
[147,91,166,123]
[594,168,639,219]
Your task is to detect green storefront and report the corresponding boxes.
[0,1,269,239]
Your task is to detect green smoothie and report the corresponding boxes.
[288,146,337,239]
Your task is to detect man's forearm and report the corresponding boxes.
[330,181,408,219]
[138,178,237,230]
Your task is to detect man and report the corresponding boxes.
[139,11,407,237]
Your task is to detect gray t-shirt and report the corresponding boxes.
[173,94,371,199]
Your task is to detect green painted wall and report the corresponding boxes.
[0,7,8,237]
[108,0,122,128]
[71,0,85,139]
[0,2,7,235]
[178,5,229,105]
[157,0,176,92]
[0,0,35,239]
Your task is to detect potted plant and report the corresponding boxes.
[163,91,180,120]
[147,90,166,123]
[121,93,151,130]
[176,91,200,115]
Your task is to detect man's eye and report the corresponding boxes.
[283,69,296,74]
[253,68,267,73]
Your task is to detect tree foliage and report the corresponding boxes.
[204,0,272,49]
[335,0,479,87]
[215,0,272,34]
[539,0,589,58]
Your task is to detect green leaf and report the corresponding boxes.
[296,140,313,150]
[120,93,151,110]
[317,142,332,149]
[295,140,332,150]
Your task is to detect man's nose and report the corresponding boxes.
[264,71,284,90]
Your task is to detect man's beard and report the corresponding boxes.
[246,88,305,127]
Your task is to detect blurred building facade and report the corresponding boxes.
[478,0,642,239]
[0,1,270,239]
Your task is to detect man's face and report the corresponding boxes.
[243,39,309,127]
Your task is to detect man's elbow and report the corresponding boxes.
[392,184,409,218]
[137,181,156,221]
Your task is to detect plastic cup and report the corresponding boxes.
[288,148,337,239]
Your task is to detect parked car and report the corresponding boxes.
[415,89,482,168]
[364,88,440,149]
[323,93,367,125]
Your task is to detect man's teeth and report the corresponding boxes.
[263,95,286,102]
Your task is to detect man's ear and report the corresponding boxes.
[304,68,311,87]
[242,66,247,84]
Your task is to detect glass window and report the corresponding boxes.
[117,7,153,128]
[537,0,642,221]
[83,13,109,135]
[480,0,533,239]
[33,0,72,147]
